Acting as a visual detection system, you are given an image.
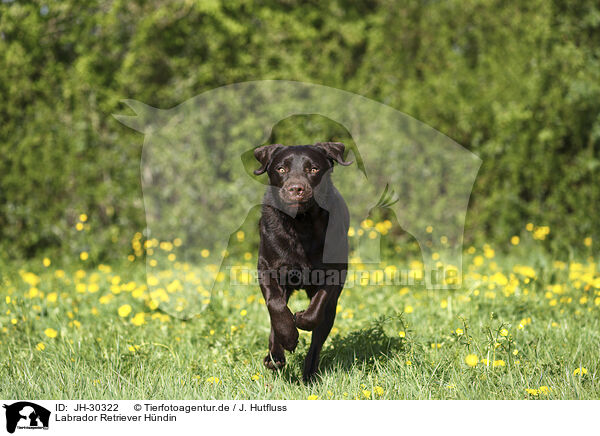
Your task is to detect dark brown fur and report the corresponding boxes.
[254,142,352,381]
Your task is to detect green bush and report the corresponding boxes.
[0,0,598,261]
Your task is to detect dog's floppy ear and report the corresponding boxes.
[315,142,353,166]
[253,144,284,175]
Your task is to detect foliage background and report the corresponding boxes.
[1,0,599,261]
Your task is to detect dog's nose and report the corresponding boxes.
[287,184,305,195]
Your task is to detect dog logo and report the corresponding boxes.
[3,402,50,434]
[114,80,481,317]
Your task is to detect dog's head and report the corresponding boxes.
[254,142,352,210]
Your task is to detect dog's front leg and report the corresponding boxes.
[294,289,328,331]
[259,280,298,353]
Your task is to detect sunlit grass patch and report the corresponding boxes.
[0,231,598,399]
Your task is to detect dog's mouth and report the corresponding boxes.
[280,199,312,210]
[282,196,310,204]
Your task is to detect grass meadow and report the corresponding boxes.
[1,221,598,400]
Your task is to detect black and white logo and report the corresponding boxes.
[3,402,50,434]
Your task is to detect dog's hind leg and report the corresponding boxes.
[302,297,338,382]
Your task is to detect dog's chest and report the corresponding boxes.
[288,213,328,266]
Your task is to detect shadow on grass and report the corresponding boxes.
[268,316,407,384]
[319,318,407,373]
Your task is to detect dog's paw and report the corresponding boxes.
[264,353,286,370]
[273,310,299,352]
[279,327,299,352]
[293,310,313,331]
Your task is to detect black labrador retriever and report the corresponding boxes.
[253,142,352,381]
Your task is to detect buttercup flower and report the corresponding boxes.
[44,328,58,338]
[465,354,478,367]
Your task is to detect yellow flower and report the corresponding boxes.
[44,328,58,338]
[484,246,495,259]
[240,309,247,317]
[404,305,414,314]
[206,376,220,385]
[76,222,84,231]
[539,386,552,395]
[405,360,412,366]
[532,226,550,240]
[236,231,245,242]
[42,257,51,267]
[80,251,89,261]
[525,388,539,396]
[307,395,319,400]
[79,213,88,222]
[362,390,371,399]
[131,312,145,326]
[493,360,506,367]
[128,345,140,353]
[513,265,536,278]
[118,304,132,317]
[526,223,534,231]
[455,328,463,335]
[510,236,520,245]
[584,237,592,247]
[36,342,46,351]
[373,386,384,396]
[499,328,508,337]
[251,373,261,381]
[398,331,405,338]
[201,249,210,258]
[21,271,40,287]
[465,354,478,367]
[375,222,389,234]
[573,367,588,376]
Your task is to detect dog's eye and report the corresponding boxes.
[276,167,286,173]
[309,167,319,173]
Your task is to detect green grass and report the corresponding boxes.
[0,247,598,400]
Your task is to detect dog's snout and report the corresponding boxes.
[287,184,305,195]
[281,180,311,204]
